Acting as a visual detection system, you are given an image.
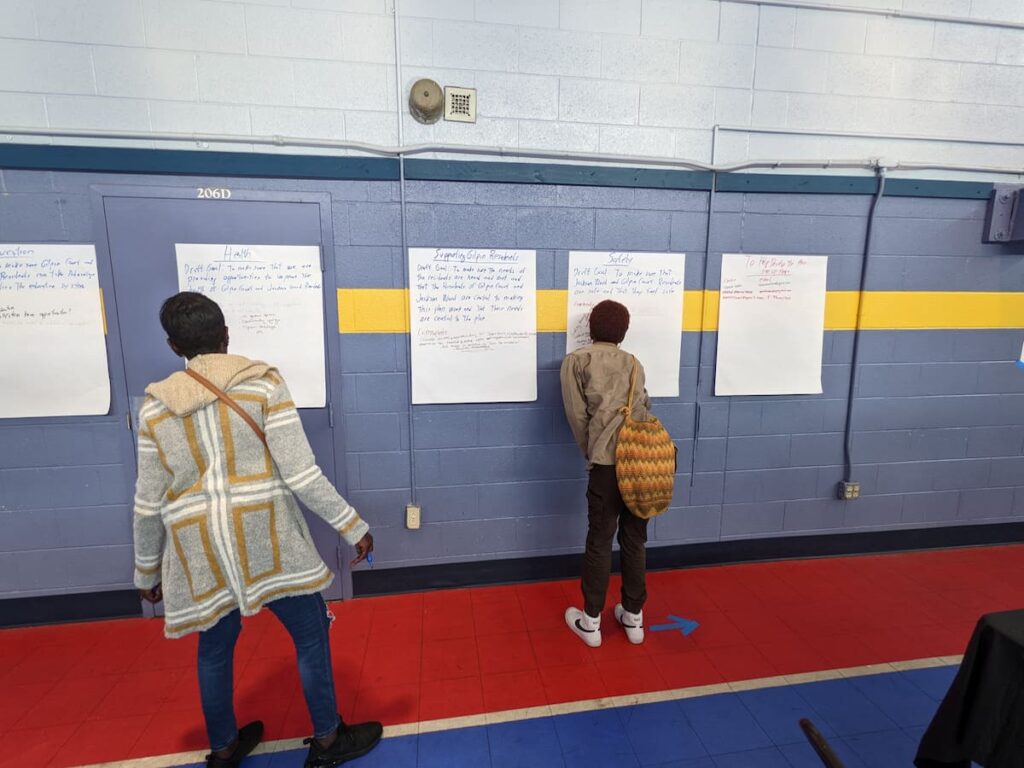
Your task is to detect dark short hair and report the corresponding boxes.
[589,299,630,344]
[159,292,226,359]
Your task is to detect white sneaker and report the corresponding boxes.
[614,604,644,644]
[565,606,602,647]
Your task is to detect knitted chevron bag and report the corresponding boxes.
[615,358,677,519]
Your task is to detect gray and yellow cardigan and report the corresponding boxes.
[133,354,368,638]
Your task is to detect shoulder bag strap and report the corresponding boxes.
[621,355,639,417]
[185,368,268,448]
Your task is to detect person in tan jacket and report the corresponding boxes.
[560,300,652,648]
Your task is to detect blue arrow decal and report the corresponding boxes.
[649,614,700,636]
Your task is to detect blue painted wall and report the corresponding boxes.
[1,167,1022,599]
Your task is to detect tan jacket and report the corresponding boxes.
[560,343,652,467]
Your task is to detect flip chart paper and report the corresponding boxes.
[409,248,537,404]
[566,251,686,398]
[0,244,110,418]
[175,244,326,408]
[716,253,829,396]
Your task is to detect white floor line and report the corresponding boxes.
[74,655,958,768]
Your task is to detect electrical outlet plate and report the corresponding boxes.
[838,482,860,501]
[444,86,476,123]
[406,504,421,530]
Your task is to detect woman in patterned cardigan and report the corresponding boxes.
[134,292,381,768]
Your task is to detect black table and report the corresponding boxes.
[916,609,1024,768]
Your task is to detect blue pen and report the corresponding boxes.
[366,552,374,568]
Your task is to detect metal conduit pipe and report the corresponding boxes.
[391,0,419,508]
[721,0,1024,31]
[715,125,1024,150]
[2,126,1023,177]
[842,166,887,488]
[691,171,718,487]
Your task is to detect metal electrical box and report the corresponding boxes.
[983,185,1024,243]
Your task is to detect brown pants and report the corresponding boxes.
[582,464,649,617]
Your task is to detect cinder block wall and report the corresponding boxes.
[1,166,1021,599]
[1,0,1022,168]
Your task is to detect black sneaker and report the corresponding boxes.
[205,721,264,767]
[304,718,384,767]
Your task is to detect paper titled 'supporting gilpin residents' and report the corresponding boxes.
[409,248,537,405]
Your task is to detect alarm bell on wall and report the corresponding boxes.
[409,78,444,125]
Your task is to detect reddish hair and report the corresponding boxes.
[589,300,630,344]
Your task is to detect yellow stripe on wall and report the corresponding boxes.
[99,288,107,334]
[536,290,568,332]
[337,288,410,333]
[338,289,1024,334]
[852,291,1024,330]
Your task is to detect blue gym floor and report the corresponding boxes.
[182,666,957,768]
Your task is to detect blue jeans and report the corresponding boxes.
[198,593,340,751]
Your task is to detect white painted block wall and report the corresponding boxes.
[0,0,1022,169]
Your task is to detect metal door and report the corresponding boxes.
[94,186,349,600]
